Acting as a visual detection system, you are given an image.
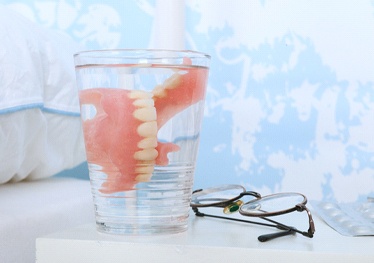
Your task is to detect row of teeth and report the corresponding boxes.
[129,73,181,182]
[130,90,158,182]
[152,73,181,98]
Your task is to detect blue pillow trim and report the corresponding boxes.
[0,103,80,117]
[42,107,80,117]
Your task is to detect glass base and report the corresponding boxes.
[90,164,195,236]
[96,216,189,235]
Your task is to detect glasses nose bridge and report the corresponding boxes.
[241,191,261,199]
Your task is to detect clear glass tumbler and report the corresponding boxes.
[74,49,210,235]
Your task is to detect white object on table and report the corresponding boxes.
[153,0,185,50]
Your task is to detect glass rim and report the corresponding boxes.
[74,48,211,60]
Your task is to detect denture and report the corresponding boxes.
[79,62,208,194]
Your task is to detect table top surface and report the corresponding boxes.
[36,207,374,263]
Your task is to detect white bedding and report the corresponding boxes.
[0,4,86,184]
[0,5,95,263]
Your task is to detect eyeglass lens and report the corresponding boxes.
[191,185,246,206]
[240,192,307,216]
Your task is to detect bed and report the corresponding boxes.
[0,5,94,262]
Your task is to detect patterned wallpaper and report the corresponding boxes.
[4,0,374,202]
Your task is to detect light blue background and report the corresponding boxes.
[3,0,373,202]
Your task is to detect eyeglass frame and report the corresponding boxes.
[190,184,315,242]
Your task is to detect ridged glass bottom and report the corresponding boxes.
[89,164,194,235]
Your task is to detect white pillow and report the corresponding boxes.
[0,5,86,184]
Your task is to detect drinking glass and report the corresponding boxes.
[74,49,210,235]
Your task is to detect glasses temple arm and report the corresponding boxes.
[260,216,313,239]
[193,208,299,242]
[257,228,296,242]
[296,204,315,238]
[192,207,281,229]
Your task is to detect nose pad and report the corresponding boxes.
[223,200,243,214]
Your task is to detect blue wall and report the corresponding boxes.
[5,0,374,202]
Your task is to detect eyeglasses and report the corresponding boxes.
[190,184,315,242]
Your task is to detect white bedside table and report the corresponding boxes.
[36,208,374,263]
